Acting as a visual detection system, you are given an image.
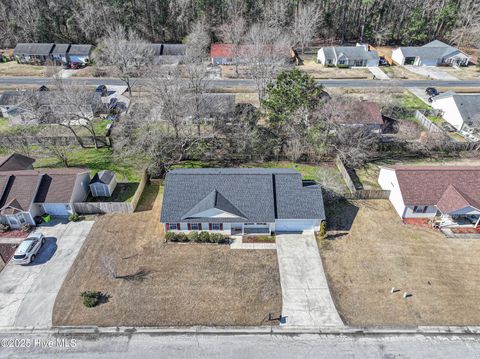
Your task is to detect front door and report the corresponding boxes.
[6,215,20,229]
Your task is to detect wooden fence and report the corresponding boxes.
[414,110,443,134]
[73,201,134,214]
[335,157,357,193]
[335,156,391,200]
[344,190,391,200]
[74,168,148,215]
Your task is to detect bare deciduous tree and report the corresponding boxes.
[293,3,321,54]
[94,26,154,95]
[245,23,291,103]
[185,20,211,63]
[217,15,247,77]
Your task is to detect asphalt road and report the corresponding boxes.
[1,332,480,358]
[1,76,480,88]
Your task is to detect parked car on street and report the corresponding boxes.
[12,233,45,265]
[425,87,439,97]
[379,57,390,66]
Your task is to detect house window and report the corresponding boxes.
[413,206,428,213]
[244,223,255,226]
[190,223,199,230]
[212,223,221,230]
[169,223,178,230]
[18,214,26,224]
[338,60,347,65]
[256,223,267,226]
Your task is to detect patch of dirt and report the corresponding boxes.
[53,184,281,327]
[320,199,480,326]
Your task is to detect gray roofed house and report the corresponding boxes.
[431,91,480,132]
[392,40,469,66]
[0,90,105,125]
[160,168,325,235]
[317,44,379,67]
[51,44,70,55]
[14,43,55,65]
[152,43,186,64]
[68,44,93,56]
[0,153,35,171]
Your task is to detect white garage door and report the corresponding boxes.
[275,220,315,233]
[42,204,71,216]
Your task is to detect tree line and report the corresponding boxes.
[0,0,478,49]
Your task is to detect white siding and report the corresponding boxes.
[391,49,405,65]
[366,58,379,67]
[42,203,73,216]
[71,172,91,202]
[317,49,326,64]
[378,168,406,218]
[275,219,317,232]
[431,97,465,130]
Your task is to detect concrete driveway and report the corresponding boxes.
[276,234,343,327]
[0,220,93,328]
[403,65,458,80]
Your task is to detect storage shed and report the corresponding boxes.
[89,170,117,197]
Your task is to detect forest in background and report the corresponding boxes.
[0,0,478,49]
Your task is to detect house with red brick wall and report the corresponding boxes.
[378,166,480,228]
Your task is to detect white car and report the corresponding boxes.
[12,233,45,265]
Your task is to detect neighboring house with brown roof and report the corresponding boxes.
[378,166,480,228]
[0,169,90,229]
[0,153,35,171]
[332,100,384,133]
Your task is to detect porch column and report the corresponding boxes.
[475,216,480,228]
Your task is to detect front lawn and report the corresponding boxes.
[53,184,281,327]
[321,199,480,326]
[402,91,431,110]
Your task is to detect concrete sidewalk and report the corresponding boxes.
[368,67,390,80]
[276,234,344,327]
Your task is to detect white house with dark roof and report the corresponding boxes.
[160,168,326,235]
[392,40,469,66]
[317,44,379,67]
[378,166,480,228]
[430,91,480,132]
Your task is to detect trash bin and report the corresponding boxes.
[42,214,52,223]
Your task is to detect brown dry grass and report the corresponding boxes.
[320,199,480,327]
[0,62,46,76]
[53,184,281,327]
[438,65,480,80]
[301,60,372,79]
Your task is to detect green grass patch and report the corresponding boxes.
[403,91,431,110]
[427,116,445,124]
[34,148,144,182]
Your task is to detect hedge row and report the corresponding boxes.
[165,231,230,244]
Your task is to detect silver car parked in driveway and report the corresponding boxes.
[12,233,45,265]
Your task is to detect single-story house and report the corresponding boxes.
[0,168,91,228]
[0,153,35,171]
[51,44,70,65]
[151,43,186,64]
[0,90,105,125]
[378,166,480,228]
[430,91,480,132]
[391,40,469,67]
[331,100,384,133]
[67,44,93,64]
[160,168,326,235]
[14,43,55,64]
[317,44,379,67]
[13,43,94,65]
[90,170,117,197]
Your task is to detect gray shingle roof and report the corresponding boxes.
[320,46,379,61]
[397,40,463,59]
[14,43,54,56]
[90,170,115,185]
[160,168,325,223]
[434,92,480,129]
[68,44,93,55]
[51,44,70,55]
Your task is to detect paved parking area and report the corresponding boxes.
[0,220,93,328]
[404,65,458,80]
[276,234,344,327]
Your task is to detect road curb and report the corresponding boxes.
[1,325,480,336]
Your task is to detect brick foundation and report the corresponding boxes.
[403,217,432,227]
